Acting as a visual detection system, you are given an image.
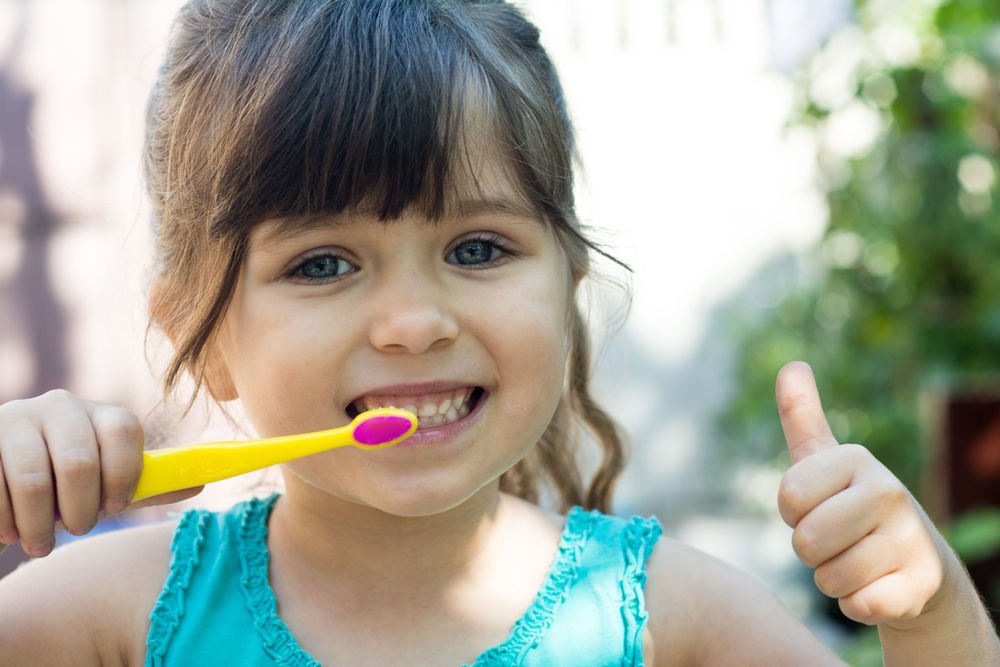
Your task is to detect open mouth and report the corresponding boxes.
[345,387,485,429]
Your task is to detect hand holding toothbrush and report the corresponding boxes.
[0,391,187,559]
[0,389,415,559]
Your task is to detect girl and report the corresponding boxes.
[0,1,996,665]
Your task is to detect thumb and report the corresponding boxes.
[776,361,839,464]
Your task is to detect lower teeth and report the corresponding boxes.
[416,402,472,428]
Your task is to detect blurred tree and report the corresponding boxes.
[721,0,1000,489]
[718,0,1000,652]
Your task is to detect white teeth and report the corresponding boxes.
[357,388,479,429]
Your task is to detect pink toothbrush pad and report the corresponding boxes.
[353,414,413,446]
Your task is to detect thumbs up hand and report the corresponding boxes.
[775,362,949,627]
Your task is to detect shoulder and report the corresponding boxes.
[642,536,846,667]
[0,517,180,667]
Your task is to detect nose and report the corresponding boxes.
[366,268,459,354]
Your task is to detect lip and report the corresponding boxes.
[343,381,487,447]
[389,388,487,447]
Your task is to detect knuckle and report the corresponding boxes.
[812,566,837,597]
[53,449,100,481]
[874,480,908,508]
[777,477,809,518]
[839,596,874,625]
[856,596,891,623]
[777,389,811,418]
[40,388,76,407]
[0,398,26,418]
[792,527,822,566]
[94,406,143,449]
[96,406,143,443]
[9,470,53,500]
[840,443,872,463]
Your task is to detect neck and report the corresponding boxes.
[268,477,505,600]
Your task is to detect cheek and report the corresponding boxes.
[220,299,355,436]
[484,266,571,423]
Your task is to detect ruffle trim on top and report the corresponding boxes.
[469,506,595,667]
[620,515,663,667]
[237,494,320,667]
[146,509,212,667]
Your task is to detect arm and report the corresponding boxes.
[643,536,846,666]
[0,522,176,666]
[878,522,999,666]
[0,389,201,664]
[776,361,1000,667]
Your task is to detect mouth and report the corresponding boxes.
[345,386,485,430]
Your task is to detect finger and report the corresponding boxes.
[790,482,882,567]
[778,443,878,527]
[0,417,56,557]
[127,486,204,511]
[776,361,839,464]
[814,532,900,601]
[41,396,102,536]
[89,404,144,514]
[839,570,932,625]
[0,456,18,546]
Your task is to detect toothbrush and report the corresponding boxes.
[131,407,417,502]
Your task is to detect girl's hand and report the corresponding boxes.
[775,362,950,628]
[0,390,199,558]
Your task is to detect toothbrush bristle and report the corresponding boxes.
[353,414,414,446]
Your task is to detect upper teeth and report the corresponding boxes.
[355,388,475,428]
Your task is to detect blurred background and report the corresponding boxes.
[1,0,999,663]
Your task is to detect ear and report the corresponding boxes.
[149,278,239,402]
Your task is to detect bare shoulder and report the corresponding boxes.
[0,518,178,667]
[642,536,846,667]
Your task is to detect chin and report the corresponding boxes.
[359,478,498,519]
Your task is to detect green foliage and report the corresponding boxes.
[837,624,883,667]
[718,0,1000,496]
[947,508,1000,562]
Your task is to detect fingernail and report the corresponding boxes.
[67,523,95,536]
[104,497,127,515]
[0,529,19,544]
[27,542,52,558]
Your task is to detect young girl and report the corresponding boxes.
[0,1,996,665]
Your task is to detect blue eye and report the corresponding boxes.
[448,238,504,266]
[291,253,355,282]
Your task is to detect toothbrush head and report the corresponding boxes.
[351,407,418,448]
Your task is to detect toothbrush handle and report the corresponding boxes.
[131,430,354,502]
[130,409,416,503]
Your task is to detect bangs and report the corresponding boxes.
[164,0,576,238]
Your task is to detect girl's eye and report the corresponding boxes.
[288,253,356,283]
[447,236,506,267]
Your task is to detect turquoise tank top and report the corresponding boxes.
[145,495,662,666]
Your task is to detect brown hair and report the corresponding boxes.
[145,0,629,513]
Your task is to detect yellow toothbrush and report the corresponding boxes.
[131,407,417,502]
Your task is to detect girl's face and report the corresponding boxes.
[214,180,572,517]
